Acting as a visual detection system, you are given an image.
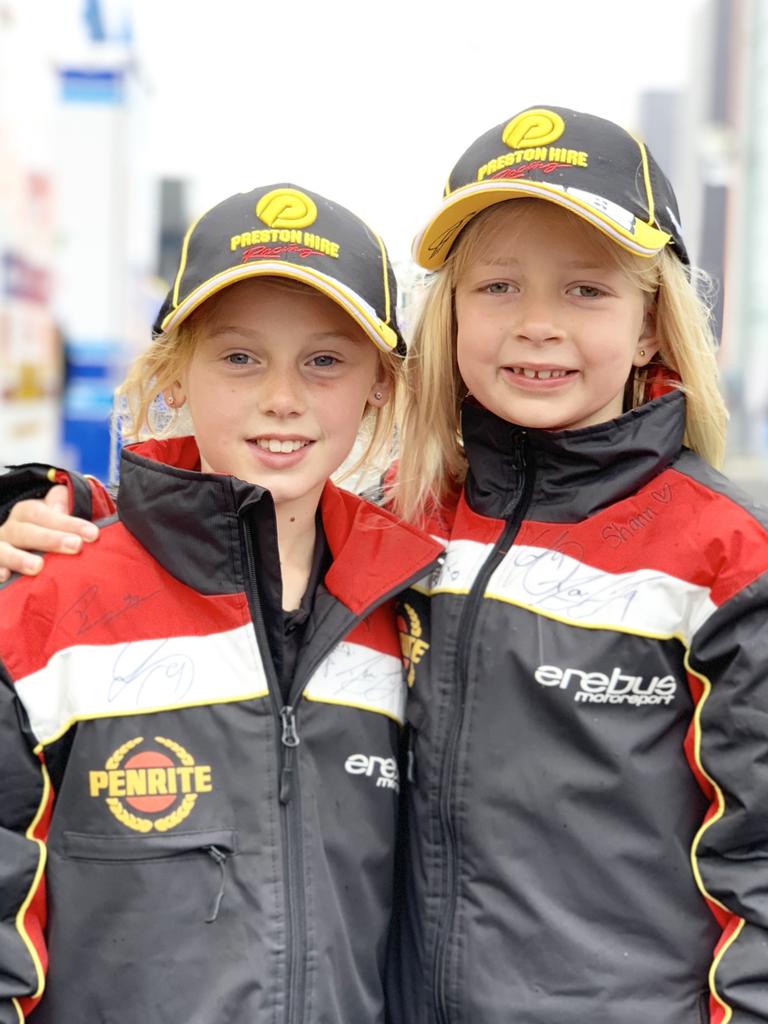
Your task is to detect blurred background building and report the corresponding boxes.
[0,0,172,481]
[0,0,766,498]
[643,0,768,502]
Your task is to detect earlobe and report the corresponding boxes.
[368,380,391,407]
[165,386,186,409]
[634,310,660,366]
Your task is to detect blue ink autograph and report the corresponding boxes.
[57,585,161,637]
[315,646,402,703]
[108,639,195,706]
[495,547,666,622]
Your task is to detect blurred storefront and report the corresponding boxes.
[0,9,62,466]
[0,0,159,481]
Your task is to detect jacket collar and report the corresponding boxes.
[462,391,686,523]
[117,437,442,607]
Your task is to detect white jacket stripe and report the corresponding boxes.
[304,642,406,724]
[16,624,269,745]
[417,539,718,642]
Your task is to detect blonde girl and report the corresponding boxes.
[392,106,768,1024]
[0,183,441,1024]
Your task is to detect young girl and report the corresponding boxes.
[392,107,768,1024]
[0,183,442,1024]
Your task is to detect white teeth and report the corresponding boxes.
[513,368,569,380]
[256,438,307,453]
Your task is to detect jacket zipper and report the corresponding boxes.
[280,555,442,1024]
[277,704,305,1024]
[240,510,307,1024]
[433,435,534,1024]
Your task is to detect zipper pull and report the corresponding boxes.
[204,845,227,923]
[279,706,300,804]
[280,705,300,747]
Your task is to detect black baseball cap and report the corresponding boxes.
[153,183,405,355]
[413,105,689,270]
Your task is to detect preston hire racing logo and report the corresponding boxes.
[230,187,341,260]
[89,736,212,833]
[475,108,589,183]
[397,602,430,688]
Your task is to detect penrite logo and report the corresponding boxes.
[344,753,400,793]
[89,736,213,833]
[397,602,430,688]
[534,664,677,707]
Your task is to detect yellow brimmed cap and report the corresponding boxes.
[412,105,688,271]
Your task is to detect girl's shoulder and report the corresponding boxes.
[653,450,768,606]
[670,449,768,535]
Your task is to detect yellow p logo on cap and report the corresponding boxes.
[502,109,565,150]
[256,188,318,229]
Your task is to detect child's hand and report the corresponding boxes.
[0,485,100,581]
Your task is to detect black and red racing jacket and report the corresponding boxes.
[394,392,768,1024]
[0,436,442,1024]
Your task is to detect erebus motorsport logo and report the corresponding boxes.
[89,736,213,833]
[534,664,678,707]
[344,753,400,793]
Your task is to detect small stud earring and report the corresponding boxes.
[639,349,646,359]
[373,390,383,401]
[166,394,175,407]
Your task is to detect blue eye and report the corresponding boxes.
[226,352,252,365]
[485,282,511,294]
[310,354,339,368]
[571,285,604,298]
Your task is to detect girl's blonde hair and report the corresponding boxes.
[117,276,400,478]
[394,199,727,524]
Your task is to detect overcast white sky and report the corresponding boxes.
[12,0,708,262]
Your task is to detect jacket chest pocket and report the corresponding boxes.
[62,828,238,923]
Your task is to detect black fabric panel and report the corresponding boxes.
[117,449,266,595]
[462,392,686,523]
[689,573,768,1021]
[0,464,56,526]
[400,585,720,1024]
[67,471,94,521]
[0,660,47,1009]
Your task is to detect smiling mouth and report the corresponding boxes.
[252,438,313,453]
[508,368,573,380]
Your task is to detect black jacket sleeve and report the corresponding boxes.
[0,659,48,1020]
[0,464,115,526]
[689,571,768,1022]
